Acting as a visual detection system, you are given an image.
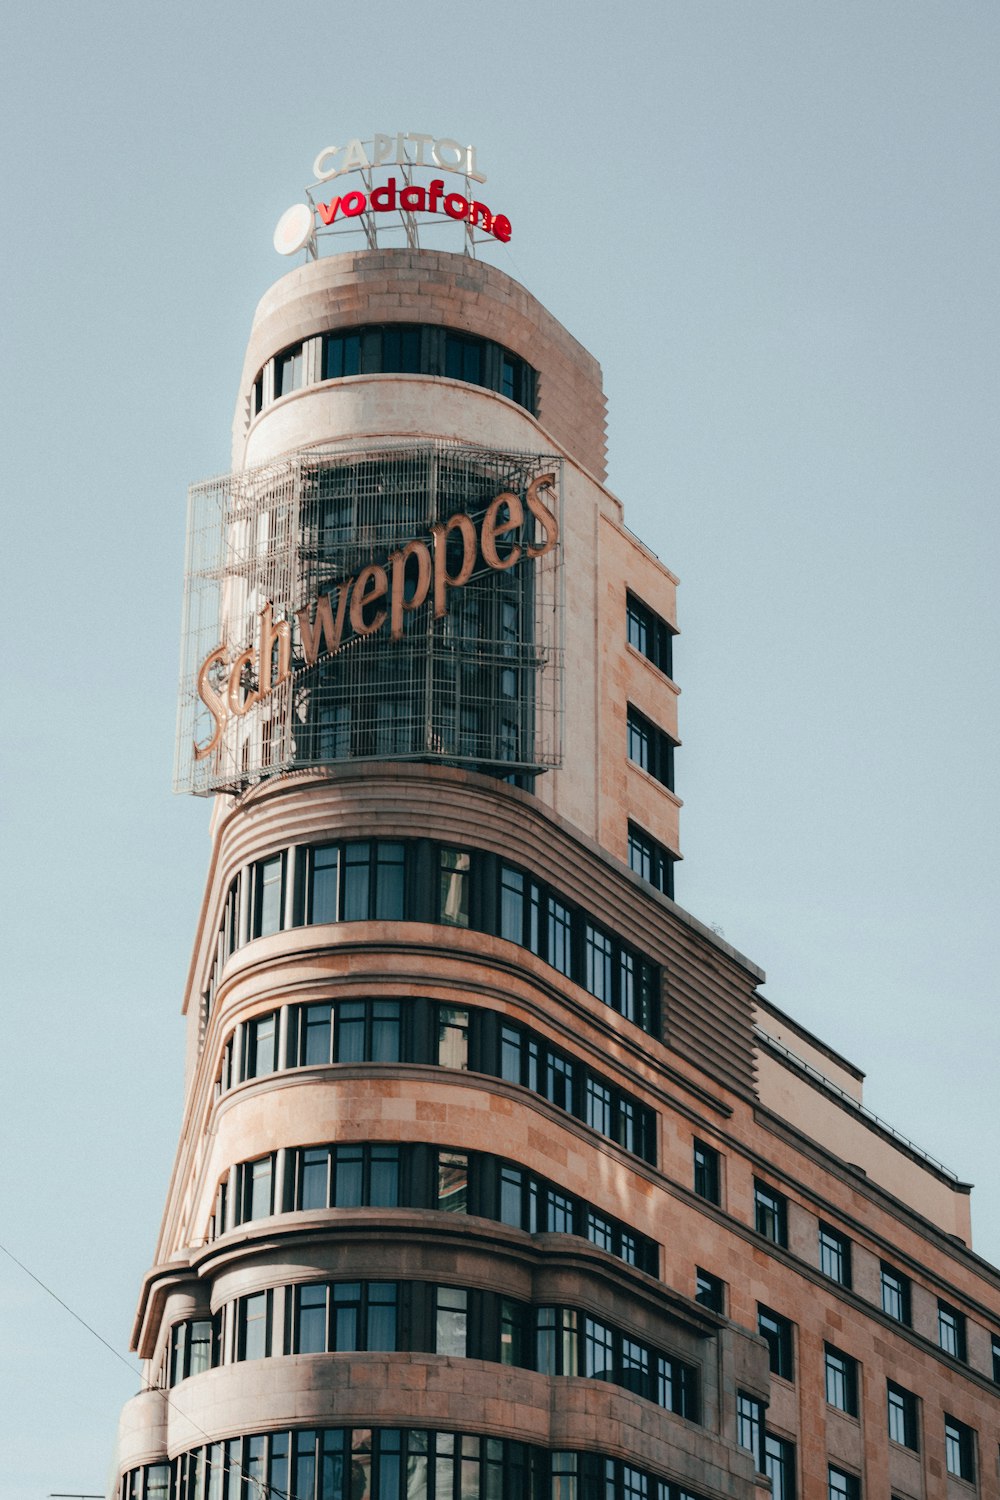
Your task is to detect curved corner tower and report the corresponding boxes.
[114,242,767,1500]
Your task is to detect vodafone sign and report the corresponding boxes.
[274,132,511,255]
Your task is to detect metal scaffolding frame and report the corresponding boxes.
[175,442,564,797]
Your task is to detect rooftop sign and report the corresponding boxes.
[274,132,510,259]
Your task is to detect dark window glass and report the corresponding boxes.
[765,1435,796,1500]
[944,1416,975,1480]
[693,1141,720,1204]
[244,1011,277,1080]
[547,895,572,977]
[880,1263,911,1324]
[828,1468,859,1500]
[627,821,676,899]
[938,1301,966,1360]
[819,1224,852,1287]
[758,1306,794,1381]
[236,1291,271,1362]
[274,344,304,398]
[737,1393,765,1471]
[754,1182,787,1246]
[439,848,470,927]
[308,844,339,924]
[824,1345,858,1415]
[887,1382,918,1450]
[992,1335,1000,1383]
[695,1270,725,1313]
[626,592,674,676]
[626,704,675,790]
[437,1151,468,1213]
[237,1156,274,1224]
[298,1003,333,1066]
[252,855,284,938]
[437,1006,469,1069]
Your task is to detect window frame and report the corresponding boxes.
[824,1344,858,1416]
[886,1381,919,1451]
[758,1305,794,1381]
[879,1262,911,1325]
[818,1223,852,1288]
[754,1181,788,1247]
[944,1415,976,1482]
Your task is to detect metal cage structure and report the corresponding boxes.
[175,443,564,797]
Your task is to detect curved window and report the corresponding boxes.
[143,1427,711,1500]
[215,998,656,1165]
[253,324,537,420]
[179,1277,699,1421]
[206,839,662,1041]
[210,1142,658,1275]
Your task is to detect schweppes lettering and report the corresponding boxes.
[194,475,557,760]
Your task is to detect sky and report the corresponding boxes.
[1,3,998,1496]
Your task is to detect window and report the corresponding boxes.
[765,1435,796,1500]
[758,1306,794,1381]
[439,848,470,927]
[695,1269,725,1313]
[244,1011,278,1079]
[824,1345,858,1416]
[828,1467,859,1500]
[754,1181,787,1246]
[887,1382,918,1450]
[436,1006,469,1069]
[498,861,660,1034]
[944,1416,976,1481]
[737,1393,765,1471]
[290,1002,334,1066]
[626,592,674,677]
[316,324,537,413]
[819,1224,851,1287]
[693,1140,720,1205]
[236,1290,272,1362]
[251,854,284,938]
[879,1263,911,1324]
[334,999,401,1063]
[435,1286,468,1356]
[274,342,304,398]
[236,1155,274,1224]
[292,1143,401,1210]
[627,821,676,899]
[169,1318,216,1385]
[938,1300,966,1360]
[626,704,676,790]
[992,1334,1000,1383]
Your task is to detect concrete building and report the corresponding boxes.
[113,242,1000,1500]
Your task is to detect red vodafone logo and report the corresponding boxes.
[315,176,511,244]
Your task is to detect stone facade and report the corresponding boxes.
[113,250,1000,1500]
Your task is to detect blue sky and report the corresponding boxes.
[2,3,998,1495]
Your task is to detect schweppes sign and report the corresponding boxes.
[194,474,557,761]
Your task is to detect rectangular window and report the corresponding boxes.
[754,1181,787,1246]
[992,1334,1000,1383]
[887,1382,918,1450]
[584,923,614,1003]
[236,1290,271,1362]
[693,1141,720,1204]
[627,821,675,899]
[765,1435,795,1500]
[626,704,675,790]
[758,1306,794,1381]
[880,1263,911,1324]
[819,1224,852,1287]
[238,1156,274,1223]
[334,998,401,1064]
[828,1467,859,1500]
[944,1416,975,1481]
[584,1317,614,1381]
[659,1355,698,1419]
[252,854,284,938]
[437,1150,468,1213]
[824,1345,858,1416]
[293,1282,328,1354]
[439,848,470,927]
[307,844,339,924]
[244,1011,277,1080]
[434,1284,470,1356]
[938,1301,967,1360]
[547,895,573,977]
[274,343,304,397]
[436,1006,469,1069]
[695,1269,725,1313]
[626,592,674,677]
[737,1393,765,1471]
[296,1003,333,1066]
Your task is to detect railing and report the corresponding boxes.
[753,1026,959,1183]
